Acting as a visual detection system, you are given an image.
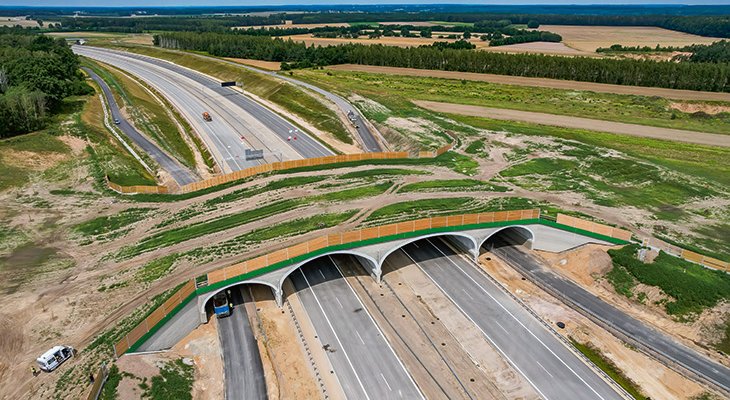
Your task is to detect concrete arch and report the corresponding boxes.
[378,232,479,276]
[477,225,536,252]
[275,250,380,292]
[198,279,278,318]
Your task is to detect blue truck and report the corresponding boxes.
[213,291,231,318]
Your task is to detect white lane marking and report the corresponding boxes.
[319,269,326,280]
[328,256,425,400]
[425,238,609,400]
[381,373,392,391]
[336,297,344,309]
[399,248,551,400]
[537,360,554,378]
[356,330,365,345]
[495,321,509,335]
[462,288,474,301]
[297,268,371,400]
[412,242,420,248]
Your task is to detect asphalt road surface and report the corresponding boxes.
[214,57,383,152]
[289,256,423,400]
[493,237,730,395]
[82,67,198,186]
[401,238,624,400]
[74,46,332,173]
[217,286,268,400]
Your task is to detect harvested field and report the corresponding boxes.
[0,17,48,27]
[481,41,591,56]
[541,25,723,52]
[235,22,349,29]
[379,21,439,26]
[327,64,730,102]
[224,57,281,71]
[414,100,730,147]
[280,33,493,49]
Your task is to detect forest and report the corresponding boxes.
[154,32,730,92]
[48,11,730,38]
[0,28,92,138]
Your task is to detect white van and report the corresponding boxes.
[37,346,74,372]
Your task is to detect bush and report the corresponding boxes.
[527,20,540,29]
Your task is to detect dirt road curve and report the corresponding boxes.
[329,64,730,102]
[415,100,730,148]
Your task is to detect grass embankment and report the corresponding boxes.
[607,245,730,318]
[464,138,487,157]
[108,44,352,146]
[189,210,358,261]
[101,359,194,400]
[280,151,478,176]
[1,92,155,191]
[502,154,717,213]
[74,208,153,243]
[338,168,429,179]
[400,179,508,193]
[364,196,548,225]
[119,181,391,259]
[299,68,730,136]
[83,60,197,170]
[570,339,648,400]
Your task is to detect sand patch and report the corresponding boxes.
[1,150,68,171]
[224,57,281,71]
[670,102,730,115]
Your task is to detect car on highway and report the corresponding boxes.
[114,118,120,124]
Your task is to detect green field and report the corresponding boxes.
[297,69,730,136]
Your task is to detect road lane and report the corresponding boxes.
[217,286,268,400]
[289,256,423,399]
[76,46,333,165]
[493,239,730,395]
[402,238,624,400]
[82,67,198,186]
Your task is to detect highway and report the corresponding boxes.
[401,238,624,400]
[215,57,383,152]
[493,238,730,395]
[82,67,198,186]
[289,256,423,399]
[217,286,268,400]
[74,46,332,174]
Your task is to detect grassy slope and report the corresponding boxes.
[84,60,197,169]
[108,45,352,146]
[80,84,157,186]
[299,69,730,136]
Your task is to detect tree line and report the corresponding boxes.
[596,40,730,63]
[154,31,730,92]
[0,29,92,138]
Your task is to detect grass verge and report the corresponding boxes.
[570,339,648,400]
[399,179,508,193]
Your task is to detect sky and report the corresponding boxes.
[3,0,730,7]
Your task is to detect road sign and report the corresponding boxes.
[221,81,237,87]
[245,149,264,161]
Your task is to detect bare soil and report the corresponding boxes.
[224,57,281,71]
[328,64,730,102]
[414,99,730,147]
[670,102,730,115]
[481,41,590,56]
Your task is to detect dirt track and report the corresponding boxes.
[328,64,730,102]
[414,100,730,147]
